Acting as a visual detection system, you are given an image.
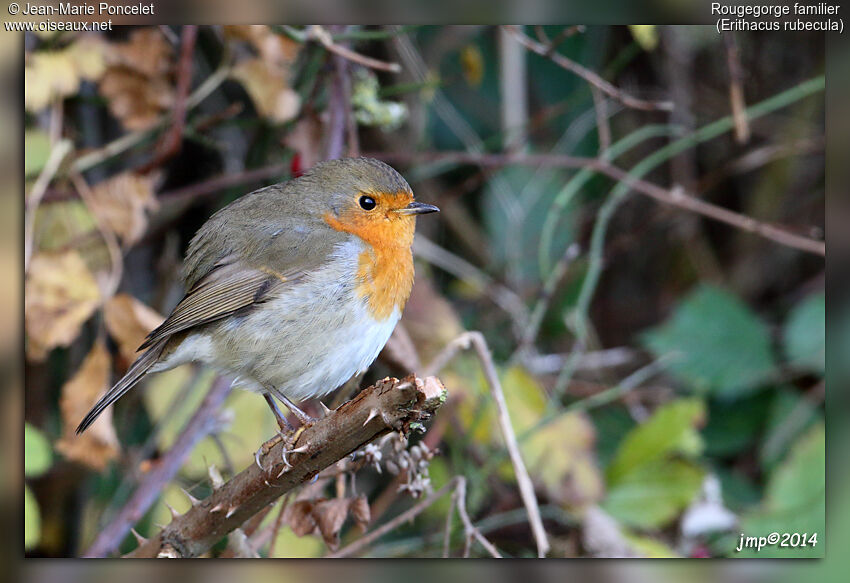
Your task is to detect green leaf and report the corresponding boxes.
[702,392,772,457]
[24,485,41,550]
[642,285,777,397]
[25,422,52,478]
[606,398,705,485]
[25,129,51,176]
[603,458,704,529]
[736,423,824,557]
[783,292,825,374]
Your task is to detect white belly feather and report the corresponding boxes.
[153,238,401,401]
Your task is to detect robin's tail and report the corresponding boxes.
[75,341,166,434]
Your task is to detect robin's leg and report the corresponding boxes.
[279,394,316,426]
[265,393,294,432]
[255,393,293,470]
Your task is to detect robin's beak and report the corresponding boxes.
[394,201,440,215]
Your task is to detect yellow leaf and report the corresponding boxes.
[25,51,78,111]
[460,44,484,87]
[232,58,301,123]
[24,37,107,112]
[523,411,604,507]
[67,36,107,81]
[104,294,164,365]
[33,200,97,251]
[628,25,658,52]
[88,173,159,246]
[25,250,101,360]
[55,341,120,470]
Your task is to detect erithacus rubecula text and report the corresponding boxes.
[76,157,438,434]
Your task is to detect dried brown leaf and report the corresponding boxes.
[88,173,159,246]
[284,500,318,537]
[224,25,300,67]
[55,341,120,470]
[231,58,300,124]
[311,498,350,550]
[104,294,164,365]
[99,68,174,131]
[98,29,174,130]
[349,494,371,533]
[25,250,101,360]
[107,28,173,78]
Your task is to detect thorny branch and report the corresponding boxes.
[125,375,446,558]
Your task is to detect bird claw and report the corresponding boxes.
[254,431,286,471]
[256,426,309,475]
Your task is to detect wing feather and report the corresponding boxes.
[138,259,298,350]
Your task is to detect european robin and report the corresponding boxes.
[76,157,438,434]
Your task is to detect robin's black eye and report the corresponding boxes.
[359,195,377,211]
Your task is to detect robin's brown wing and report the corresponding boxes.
[139,257,301,350]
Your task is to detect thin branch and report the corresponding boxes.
[412,234,529,336]
[137,25,198,174]
[371,150,825,256]
[504,26,673,112]
[159,163,288,205]
[307,25,401,73]
[591,87,611,153]
[83,377,233,558]
[24,139,72,272]
[69,173,123,297]
[71,56,231,175]
[723,33,750,144]
[425,332,550,557]
[516,243,581,357]
[332,476,499,558]
[324,25,350,161]
[453,476,502,558]
[125,375,446,558]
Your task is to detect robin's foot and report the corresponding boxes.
[254,426,309,474]
[254,431,285,471]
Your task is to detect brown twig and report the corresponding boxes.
[125,375,446,558]
[324,26,351,161]
[83,376,233,557]
[724,33,750,144]
[331,476,499,558]
[307,25,401,73]
[137,26,198,174]
[425,332,551,557]
[158,164,288,205]
[24,139,72,272]
[591,87,611,153]
[370,150,825,256]
[504,26,673,112]
[69,173,124,297]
